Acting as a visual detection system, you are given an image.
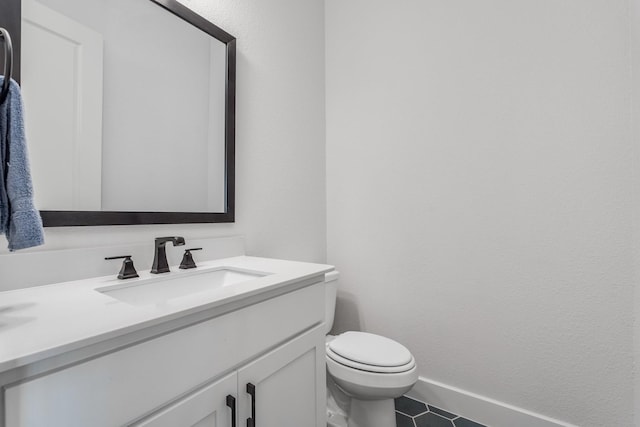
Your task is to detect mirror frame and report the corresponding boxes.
[1,0,236,226]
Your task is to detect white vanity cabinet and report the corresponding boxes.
[3,282,327,427]
[135,325,325,427]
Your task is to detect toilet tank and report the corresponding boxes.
[324,270,339,334]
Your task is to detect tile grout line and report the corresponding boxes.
[430,411,454,422]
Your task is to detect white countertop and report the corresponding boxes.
[0,256,333,373]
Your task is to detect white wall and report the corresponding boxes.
[0,0,326,265]
[326,1,634,426]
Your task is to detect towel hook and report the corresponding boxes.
[0,28,13,105]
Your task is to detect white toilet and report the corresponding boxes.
[324,271,418,427]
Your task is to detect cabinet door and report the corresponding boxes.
[237,325,326,427]
[132,372,237,427]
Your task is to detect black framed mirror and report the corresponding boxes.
[0,0,235,227]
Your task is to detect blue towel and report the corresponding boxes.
[0,77,44,251]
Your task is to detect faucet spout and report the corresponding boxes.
[151,236,186,274]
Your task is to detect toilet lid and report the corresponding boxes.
[327,332,413,368]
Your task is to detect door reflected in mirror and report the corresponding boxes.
[21,0,232,217]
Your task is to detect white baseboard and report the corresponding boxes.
[406,377,578,427]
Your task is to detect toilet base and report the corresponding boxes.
[327,378,349,427]
[327,410,348,427]
[348,398,396,427]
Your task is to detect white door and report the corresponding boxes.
[21,0,103,210]
[237,326,326,427]
[131,372,237,427]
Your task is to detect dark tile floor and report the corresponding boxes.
[395,396,487,427]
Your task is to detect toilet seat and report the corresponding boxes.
[326,332,416,373]
[326,353,419,400]
[326,347,416,373]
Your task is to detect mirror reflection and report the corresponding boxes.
[21,0,227,213]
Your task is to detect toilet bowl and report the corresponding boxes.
[324,272,418,427]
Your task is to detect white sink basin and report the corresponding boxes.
[96,267,268,306]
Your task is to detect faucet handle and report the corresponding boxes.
[179,248,202,270]
[105,255,139,280]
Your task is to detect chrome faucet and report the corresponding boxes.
[151,236,186,274]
